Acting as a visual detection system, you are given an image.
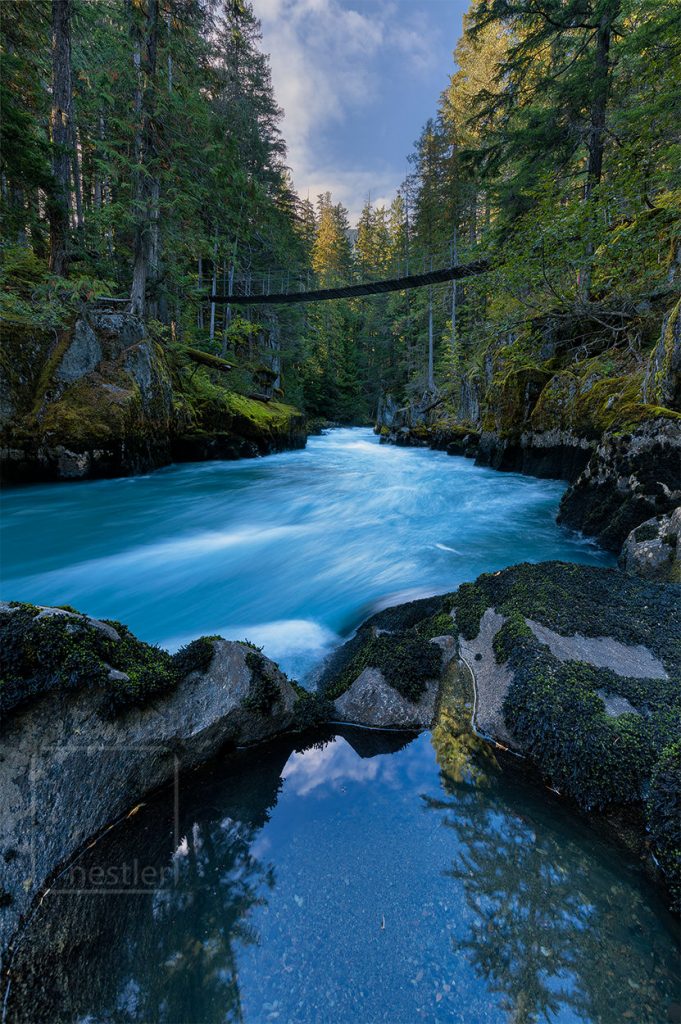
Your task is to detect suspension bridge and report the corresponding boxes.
[208,250,490,306]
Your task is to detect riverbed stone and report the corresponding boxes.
[332,634,455,729]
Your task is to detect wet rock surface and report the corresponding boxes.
[558,418,681,551]
[322,561,680,907]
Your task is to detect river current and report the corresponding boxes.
[1,427,611,679]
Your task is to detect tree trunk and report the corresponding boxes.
[580,1,619,302]
[148,177,160,318]
[269,312,281,390]
[72,121,84,236]
[427,285,435,390]
[49,0,73,275]
[450,228,458,357]
[129,0,159,318]
[197,256,204,328]
[585,4,617,201]
[209,235,217,340]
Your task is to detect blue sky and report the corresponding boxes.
[255,0,469,222]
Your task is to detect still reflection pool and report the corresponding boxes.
[7,709,679,1024]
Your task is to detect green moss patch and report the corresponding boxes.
[530,352,680,438]
[0,603,220,719]
[647,741,681,912]
[324,631,443,703]
[243,651,282,716]
[447,561,679,669]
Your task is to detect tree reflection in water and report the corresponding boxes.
[428,674,679,1024]
[5,738,293,1024]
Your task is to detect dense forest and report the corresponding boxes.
[1,0,679,424]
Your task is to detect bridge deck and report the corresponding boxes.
[209,258,489,305]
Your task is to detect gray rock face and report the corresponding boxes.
[526,619,668,679]
[55,320,103,383]
[88,311,146,348]
[618,508,681,582]
[460,606,668,752]
[0,635,297,963]
[558,416,681,551]
[333,668,439,729]
[332,636,455,730]
[459,609,515,746]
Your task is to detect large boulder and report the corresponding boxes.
[619,508,681,582]
[0,603,305,963]
[316,595,456,729]
[317,563,681,908]
[450,562,680,907]
[333,634,456,729]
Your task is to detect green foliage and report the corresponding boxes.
[647,741,681,912]
[447,561,681,670]
[493,611,532,664]
[449,582,489,641]
[502,641,659,810]
[634,522,659,543]
[0,604,173,717]
[292,690,334,731]
[172,636,219,679]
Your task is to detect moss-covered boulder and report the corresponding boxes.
[446,561,680,907]
[0,309,306,482]
[328,563,680,905]
[0,602,309,961]
[316,596,456,728]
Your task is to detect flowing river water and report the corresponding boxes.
[1,429,679,1023]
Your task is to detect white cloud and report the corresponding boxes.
[255,0,438,222]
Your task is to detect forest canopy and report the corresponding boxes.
[1,0,679,421]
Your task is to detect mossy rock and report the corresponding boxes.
[531,352,680,438]
[447,561,680,900]
[481,365,553,436]
[647,741,681,911]
[0,602,221,720]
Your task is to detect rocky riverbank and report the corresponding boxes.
[377,300,681,552]
[0,601,328,962]
[0,309,306,483]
